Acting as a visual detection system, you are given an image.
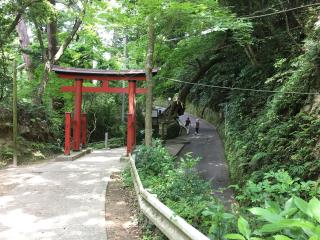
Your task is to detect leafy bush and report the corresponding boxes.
[0,139,62,167]
[235,170,319,206]
[126,140,236,239]
[225,196,320,240]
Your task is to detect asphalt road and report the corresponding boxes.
[178,114,234,205]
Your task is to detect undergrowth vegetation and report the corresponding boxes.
[123,140,235,239]
[123,141,320,240]
[234,170,319,207]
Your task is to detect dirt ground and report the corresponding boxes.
[105,172,141,240]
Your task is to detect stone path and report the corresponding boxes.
[0,148,125,240]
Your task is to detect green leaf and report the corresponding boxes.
[223,213,235,219]
[259,219,315,234]
[309,236,320,240]
[202,210,213,216]
[238,216,251,239]
[294,196,311,217]
[308,197,320,223]
[273,235,293,240]
[249,207,282,223]
[259,223,286,233]
[266,200,281,214]
[224,233,246,240]
[280,207,298,218]
[284,198,295,211]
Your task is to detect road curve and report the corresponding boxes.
[178,114,234,205]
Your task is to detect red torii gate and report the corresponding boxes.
[52,66,157,155]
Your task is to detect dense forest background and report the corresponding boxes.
[1,0,320,238]
[1,0,320,198]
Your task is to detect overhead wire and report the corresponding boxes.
[157,26,306,93]
[240,2,320,19]
[184,3,320,21]
[132,3,316,96]
[159,77,320,96]
[240,1,293,16]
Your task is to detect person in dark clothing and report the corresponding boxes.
[195,119,200,135]
[185,117,191,134]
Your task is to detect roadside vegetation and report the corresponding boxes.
[124,141,320,239]
[2,0,320,238]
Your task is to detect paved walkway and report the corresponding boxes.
[0,148,125,240]
[178,114,234,205]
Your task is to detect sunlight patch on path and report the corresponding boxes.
[0,148,125,240]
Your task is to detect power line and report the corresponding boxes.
[163,21,303,43]
[160,77,320,96]
[241,1,290,16]
[240,3,320,19]
[159,26,303,70]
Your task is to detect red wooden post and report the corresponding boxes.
[81,113,87,148]
[53,66,157,156]
[127,80,136,155]
[73,79,83,151]
[127,114,132,154]
[64,112,71,155]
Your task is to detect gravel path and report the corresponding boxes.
[0,148,125,240]
[178,114,234,205]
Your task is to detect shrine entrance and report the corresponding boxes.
[52,66,158,155]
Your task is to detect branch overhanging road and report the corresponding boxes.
[178,114,234,205]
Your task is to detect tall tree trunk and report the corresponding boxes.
[277,0,303,52]
[0,13,22,48]
[12,60,18,166]
[144,16,155,146]
[16,17,34,81]
[34,18,82,104]
[47,0,58,60]
[33,19,46,61]
[178,35,227,107]
[121,34,128,123]
[244,44,258,66]
[178,56,223,107]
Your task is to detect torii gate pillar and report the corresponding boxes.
[127,80,136,154]
[73,79,83,151]
[52,66,158,156]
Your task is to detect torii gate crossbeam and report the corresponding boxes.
[52,66,158,155]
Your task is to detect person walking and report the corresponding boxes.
[195,119,200,135]
[185,117,191,134]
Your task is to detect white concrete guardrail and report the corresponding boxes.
[129,154,210,240]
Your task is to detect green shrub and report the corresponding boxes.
[225,196,320,240]
[235,170,319,206]
[132,140,235,239]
